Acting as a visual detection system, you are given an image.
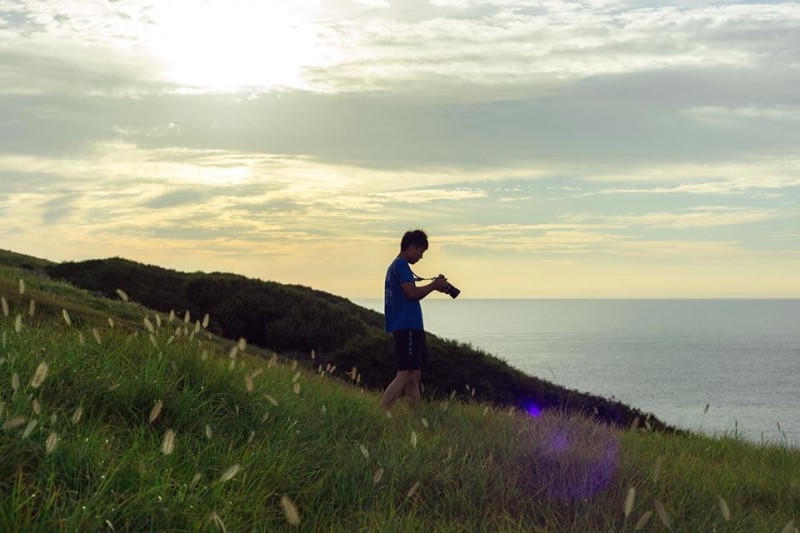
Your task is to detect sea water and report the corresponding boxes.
[355,299,800,445]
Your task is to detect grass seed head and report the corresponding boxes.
[32,399,41,415]
[209,511,228,533]
[237,338,246,351]
[184,310,190,324]
[634,511,653,530]
[265,395,279,407]
[12,372,19,392]
[411,430,418,448]
[149,400,164,423]
[3,416,26,430]
[116,289,129,302]
[22,420,38,439]
[61,309,72,327]
[144,317,154,333]
[14,314,22,334]
[205,424,213,440]
[162,429,176,455]
[108,318,115,328]
[718,495,730,521]
[28,299,36,317]
[30,362,50,388]
[280,495,300,526]
[373,468,384,484]
[92,328,102,345]
[293,383,301,394]
[624,486,636,518]
[190,473,202,490]
[19,279,25,294]
[1,297,8,317]
[219,464,241,483]
[359,444,369,459]
[71,406,83,424]
[202,313,210,328]
[406,482,421,498]
[45,432,59,454]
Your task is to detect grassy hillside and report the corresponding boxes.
[42,255,673,433]
[2,257,799,531]
[3,252,800,531]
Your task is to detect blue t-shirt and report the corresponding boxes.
[384,257,423,332]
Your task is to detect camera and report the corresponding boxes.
[438,276,460,299]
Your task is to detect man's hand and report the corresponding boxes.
[432,275,449,292]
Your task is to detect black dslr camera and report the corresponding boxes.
[438,275,461,299]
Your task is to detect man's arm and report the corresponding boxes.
[401,277,448,301]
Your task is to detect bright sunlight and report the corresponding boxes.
[147,0,325,92]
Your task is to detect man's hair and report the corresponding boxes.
[401,229,429,251]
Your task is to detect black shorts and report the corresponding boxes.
[392,329,427,371]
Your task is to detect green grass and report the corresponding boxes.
[1,268,799,531]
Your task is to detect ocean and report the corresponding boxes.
[355,299,800,446]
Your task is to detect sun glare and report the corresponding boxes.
[148,0,323,92]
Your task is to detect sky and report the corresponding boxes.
[1,0,798,299]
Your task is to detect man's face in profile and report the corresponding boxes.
[407,245,426,264]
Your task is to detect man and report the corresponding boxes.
[380,229,449,410]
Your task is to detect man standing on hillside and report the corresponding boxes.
[381,229,449,410]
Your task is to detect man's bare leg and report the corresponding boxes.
[403,370,421,408]
[381,370,412,410]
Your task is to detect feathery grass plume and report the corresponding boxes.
[149,400,164,423]
[91,328,102,345]
[2,331,6,348]
[251,369,263,379]
[190,473,202,490]
[22,420,37,439]
[71,406,83,424]
[49,413,57,424]
[62,309,72,327]
[3,416,26,430]
[421,418,430,429]
[373,467,384,484]
[143,317,155,333]
[45,432,59,454]
[154,313,161,328]
[219,464,240,483]
[14,314,22,334]
[148,334,157,348]
[293,383,301,394]
[349,367,358,380]
[108,318,114,328]
[320,405,327,414]
[30,362,49,388]
[624,486,636,518]
[202,313,210,328]
[245,375,254,393]
[265,395,279,407]
[359,444,369,459]
[205,424,213,440]
[19,278,25,294]
[406,482,421,498]
[280,496,300,526]
[292,360,298,370]
[237,338,247,351]
[168,310,175,323]
[78,332,85,345]
[12,372,19,392]
[292,371,301,383]
[411,430,418,448]
[228,346,238,359]
[310,349,315,360]
[654,500,670,529]
[28,299,35,317]
[652,456,664,483]
[717,495,730,521]
[162,429,176,455]
[184,310,190,324]
[483,406,490,417]
[634,511,653,530]
[209,511,228,533]
[32,399,41,415]
[1,297,8,317]
[116,289,129,302]
[193,320,200,335]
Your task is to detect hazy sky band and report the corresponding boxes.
[1,1,798,297]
